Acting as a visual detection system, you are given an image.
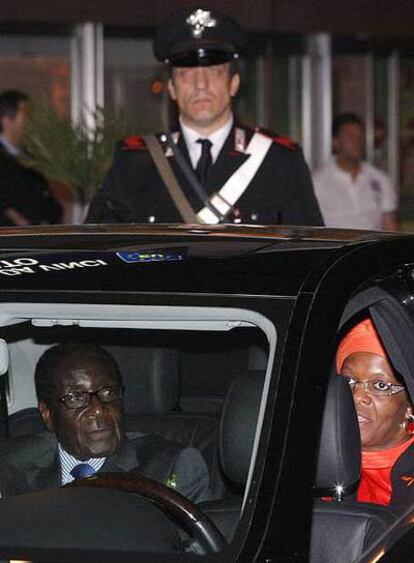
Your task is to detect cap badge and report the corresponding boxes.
[186,9,217,38]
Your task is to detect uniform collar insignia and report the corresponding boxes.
[234,127,246,153]
[160,131,180,157]
[186,9,217,38]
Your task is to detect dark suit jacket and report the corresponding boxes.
[0,431,210,503]
[85,122,323,226]
[0,145,61,226]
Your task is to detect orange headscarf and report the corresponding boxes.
[336,318,387,373]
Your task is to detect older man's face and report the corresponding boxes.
[39,359,125,460]
[168,63,240,134]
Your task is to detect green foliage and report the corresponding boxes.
[24,105,130,204]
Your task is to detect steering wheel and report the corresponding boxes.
[66,472,227,555]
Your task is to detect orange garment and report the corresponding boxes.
[336,318,387,372]
[358,435,414,505]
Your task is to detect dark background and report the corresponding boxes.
[1,0,413,37]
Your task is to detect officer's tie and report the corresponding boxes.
[70,463,96,480]
[196,139,213,186]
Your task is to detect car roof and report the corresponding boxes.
[0,223,399,245]
[0,224,408,298]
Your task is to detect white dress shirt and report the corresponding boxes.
[179,116,233,169]
[0,135,21,158]
[312,160,397,230]
[59,443,106,485]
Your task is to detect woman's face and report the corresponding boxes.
[340,352,412,451]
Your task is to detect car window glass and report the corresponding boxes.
[0,302,282,561]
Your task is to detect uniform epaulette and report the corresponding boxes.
[273,135,298,151]
[121,135,147,151]
[255,128,298,151]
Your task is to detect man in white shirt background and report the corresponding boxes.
[312,112,400,231]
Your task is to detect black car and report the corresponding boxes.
[0,223,413,562]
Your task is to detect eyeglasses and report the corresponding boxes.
[59,385,124,410]
[342,376,406,398]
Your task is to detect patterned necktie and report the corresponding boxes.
[70,463,96,480]
[196,139,213,186]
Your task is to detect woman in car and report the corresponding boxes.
[336,317,414,506]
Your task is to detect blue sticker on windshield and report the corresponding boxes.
[116,251,184,263]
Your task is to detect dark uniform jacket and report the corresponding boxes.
[85,122,324,226]
[0,144,61,226]
[0,431,211,504]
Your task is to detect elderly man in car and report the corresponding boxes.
[0,342,210,502]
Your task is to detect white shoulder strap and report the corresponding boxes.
[197,132,273,224]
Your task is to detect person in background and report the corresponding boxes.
[337,318,414,506]
[86,7,323,227]
[313,113,399,231]
[0,89,61,226]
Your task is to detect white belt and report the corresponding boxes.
[197,132,272,224]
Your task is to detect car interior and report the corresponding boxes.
[311,273,414,563]
[0,276,413,561]
[0,302,273,560]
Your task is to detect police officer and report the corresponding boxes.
[86,7,323,226]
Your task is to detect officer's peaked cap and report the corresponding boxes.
[154,7,246,67]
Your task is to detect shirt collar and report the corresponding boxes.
[333,158,367,179]
[58,443,106,485]
[179,115,233,167]
[0,135,21,157]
